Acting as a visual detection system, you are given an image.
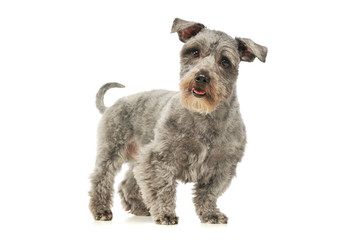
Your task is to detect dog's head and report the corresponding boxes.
[172,18,267,114]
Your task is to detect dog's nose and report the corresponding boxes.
[195,74,210,84]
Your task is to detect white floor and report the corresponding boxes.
[3,158,360,240]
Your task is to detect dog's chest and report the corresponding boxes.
[164,105,242,183]
[174,126,225,183]
[176,144,209,183]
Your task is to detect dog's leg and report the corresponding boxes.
[133,149,179,225]
[193,157,239,224]
[89,145,123,221]
[118,164,150,216]
[193,175,232,224]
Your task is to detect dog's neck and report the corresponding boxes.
[208,87,239,120]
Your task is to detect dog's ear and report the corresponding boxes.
[171,18,205,43]
[236,38,268,63]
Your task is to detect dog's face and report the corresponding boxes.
[171,18,267,114]
[179,30,241,114]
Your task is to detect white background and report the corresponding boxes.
[0,0,360,239]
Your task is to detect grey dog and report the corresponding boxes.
[89,18,267,225]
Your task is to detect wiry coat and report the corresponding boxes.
[89,18,267,225]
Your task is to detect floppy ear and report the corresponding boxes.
[171,18,205,42]
[236,38,268,63]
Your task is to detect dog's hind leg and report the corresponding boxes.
[89,143,124,221]
[88,111,133,221]
[118,164,150,216]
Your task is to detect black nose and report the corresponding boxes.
[195,74,210,84]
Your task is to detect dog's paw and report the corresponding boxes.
[130,207,151,216]
[155,214,179,225]
[94,210,113,221]
[120,195,151,216]
[201,212,228,224]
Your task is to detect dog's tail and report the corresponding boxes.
[96,82,125,114]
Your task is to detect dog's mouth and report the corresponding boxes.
[192,88,206,98]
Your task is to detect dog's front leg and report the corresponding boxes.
[193,163,237,224]
[134,149,179,225]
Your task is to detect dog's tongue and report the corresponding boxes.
[193,88,206,95]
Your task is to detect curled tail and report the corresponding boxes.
[96,82,125,114]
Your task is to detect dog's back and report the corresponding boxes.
[98,88,177,146]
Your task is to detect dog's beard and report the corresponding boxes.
[179,72,225,114]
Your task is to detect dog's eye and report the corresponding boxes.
[220,57,231,69]
[191,49,200,58]
[182,48,200,59]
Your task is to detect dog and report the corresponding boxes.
[89,18,267,225]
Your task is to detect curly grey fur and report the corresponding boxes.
[89,18,267,225]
